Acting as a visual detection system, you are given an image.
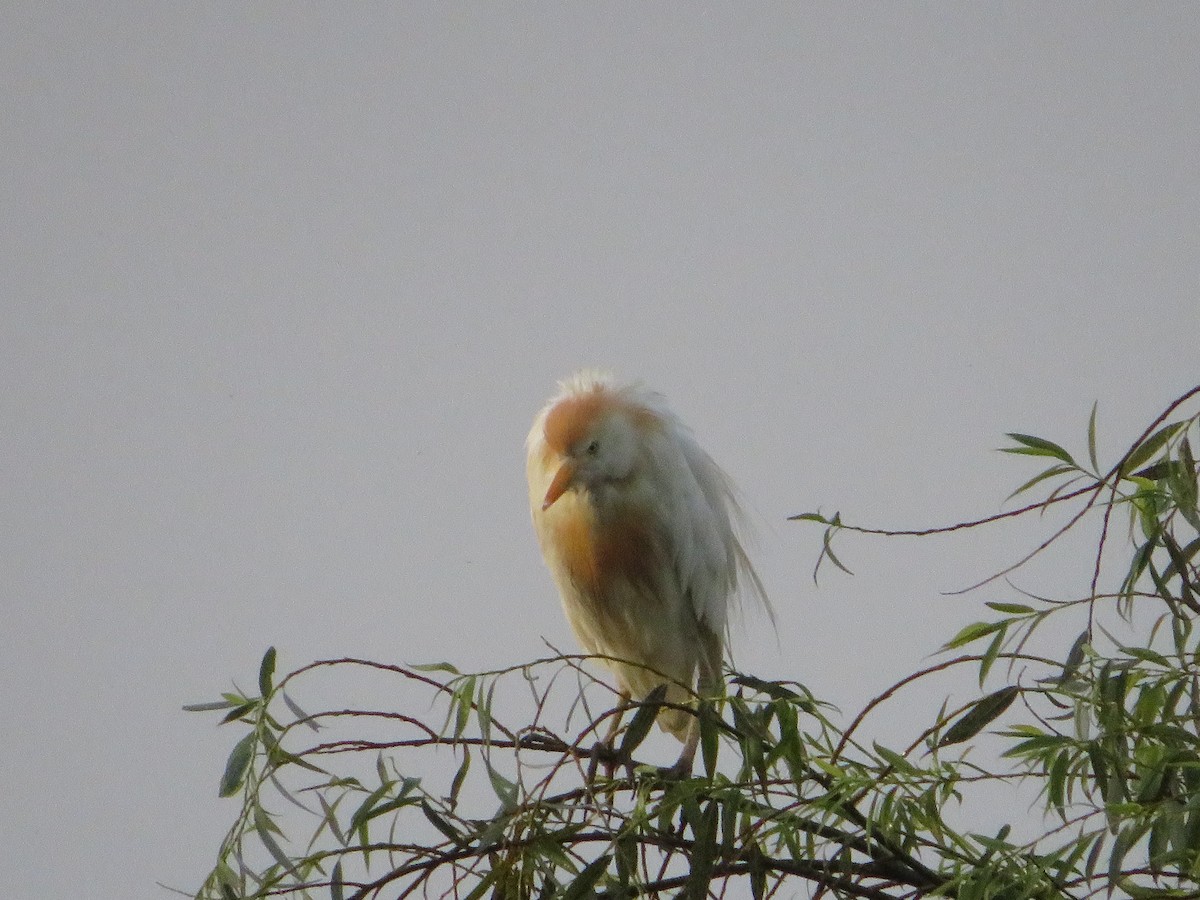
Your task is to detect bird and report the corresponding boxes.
[526,371,769,775]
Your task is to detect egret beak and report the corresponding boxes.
[542,461,576,510]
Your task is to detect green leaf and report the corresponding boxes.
[821,524,854,576]
[182,699,238,712]
[317,793,347,846]
[1109,822,1144,886]
[258,646,277,698]
[218,731,256,797]
[451,675,476,739]
[1047,749,1069,817]
[254,806,300,877]
[330,861,344,900]
[421,801,468,848]
[411,661,461,675]
[943,620,1004,650]
[1176,434,1200,529]
[684,800,719,898]
[213,861,241,899]
[1061,630,1089,682]
[619,684,668,758]
[448,749,470,810]
[348,780,395,834]
[281,689,320,732]
[774,705,805,784]
[484,760,518,812]
[973,824,1012,861]
[1162,533,1200,588]
[786,511,830,524]
[219,701,259,725]
[1084,829,1107,879]
[614,833,637,888]
[1002,433,1077,466]
[937,687,1020,748]
[1004,463,1077,502]
[984,602,1034,615]
[477,680,496,743]
[1002,732,1069,759]
[748,843,768,900]
[461,869,501,900]
[353,793,420,828]
[562,853,611,900]
[874,742,917,773]
[1123,422,1187,476]
[1087,401,1099,473]
[979,624,1007,688]
[729,674,803,702]
[1121,646,1170,667]
[699,700,719,779]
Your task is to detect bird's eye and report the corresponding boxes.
[586,440,599,456]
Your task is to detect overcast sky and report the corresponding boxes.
[3,5,1198,897]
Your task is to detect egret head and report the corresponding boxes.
[539,384,649,511]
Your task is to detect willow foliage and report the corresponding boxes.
[189,386,1200,900]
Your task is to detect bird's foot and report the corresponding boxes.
[656,738,698,781]
[585,740,633,783]
[655,757,695,781]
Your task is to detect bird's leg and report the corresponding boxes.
[586,691,630,781]
[662,717,700,779]
[661,635,723,779]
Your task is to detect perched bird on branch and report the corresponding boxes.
[526,371,769,775]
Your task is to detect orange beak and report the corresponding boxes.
[542,461,576,510]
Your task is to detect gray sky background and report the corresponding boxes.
[3,5,1198,897]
